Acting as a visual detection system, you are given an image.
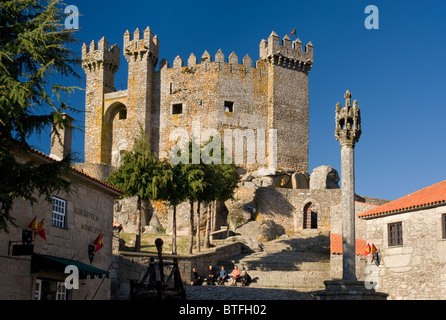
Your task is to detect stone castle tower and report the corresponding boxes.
[80,27,313,180]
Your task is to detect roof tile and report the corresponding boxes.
[359,179,446,218]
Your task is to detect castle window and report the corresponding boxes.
[224,101,234,113]
[172,103,183,115]
[119,108,127,120]
[388,222,403,247]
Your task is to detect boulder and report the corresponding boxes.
[235,220,285,242]
[143,214,163,234]
[309,165,340,190]
[291,172,309,189]
[225,199,256,232]
[221,235,264,252]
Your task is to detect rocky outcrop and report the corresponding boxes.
[309,165,340,190]
[235,220,285,242]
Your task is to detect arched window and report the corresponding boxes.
[303,202,317,229]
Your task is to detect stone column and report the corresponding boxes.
[335,90,361,281]
[314,91,388,300]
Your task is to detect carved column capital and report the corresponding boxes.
[335,90,361,148]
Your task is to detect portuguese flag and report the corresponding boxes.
[290,28,297,36]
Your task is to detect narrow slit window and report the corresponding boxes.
[172,103,183,115]
[442,214,446,239]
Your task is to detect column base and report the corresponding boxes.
[313,280,389,300]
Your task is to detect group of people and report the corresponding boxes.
[190,265,252,287]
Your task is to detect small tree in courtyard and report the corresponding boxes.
[106,131,159,252]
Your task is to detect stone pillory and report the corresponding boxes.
[81,27,314,177]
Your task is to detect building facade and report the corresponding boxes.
[0,144,123,300]
[357,179,446,299]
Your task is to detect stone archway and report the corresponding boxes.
[303,202,317,229]
[299,199,321,231]
[102,101,128,166]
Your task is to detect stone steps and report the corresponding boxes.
[216,235,331,291]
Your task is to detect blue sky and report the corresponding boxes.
[29,0,446,201]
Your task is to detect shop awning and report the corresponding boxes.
[31,254,109,279]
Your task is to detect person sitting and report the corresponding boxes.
[240,269,252,287]
[230,265,241,286]
[217,266,227,286]
[205,265,216,286]
[190,267,202,286]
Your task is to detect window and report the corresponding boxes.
[224,101,234,113]
[52,197,66,228]
[35,279,69,300]
[442,214,446,239]
[172,103,183,115]
[388,222,403,247]
[55,283,67,300]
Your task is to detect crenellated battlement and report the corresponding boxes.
[123,26,159,66]
[161,49,256,76]
[81,37,120,74]
[259,31,313,73]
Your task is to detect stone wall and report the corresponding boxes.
[255,187,342,233]
[0,164,118,300]
[360,205,446,300]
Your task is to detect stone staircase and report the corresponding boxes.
[217,234,331,292]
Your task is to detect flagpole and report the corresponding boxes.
[91,262,112,300]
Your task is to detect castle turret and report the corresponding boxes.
[81,37,120,164]
[258,31,314,173]
[123,26,159,150]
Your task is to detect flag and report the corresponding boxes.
[371,243,377,255]
[93,234,104,253]
[364,243,371,257]
[289,28,297,36]
[37,219,47,241]
[28,216,38,236]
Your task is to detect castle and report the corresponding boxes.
[79,27,314,180]
[76,27,446,300]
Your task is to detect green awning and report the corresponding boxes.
[31,253,109,279]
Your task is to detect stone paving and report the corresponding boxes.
[185,284,315,300]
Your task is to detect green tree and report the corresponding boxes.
[202,153,240,249]
[181,139,207,255]
[0,0,80,231]
[161,162,187,255]
[106,132,160,252]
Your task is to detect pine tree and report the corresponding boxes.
[0,0,80,231]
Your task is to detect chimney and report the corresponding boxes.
[50,113,74,161]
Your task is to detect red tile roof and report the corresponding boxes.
[330,233,368,255]
[358,179,446,218]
